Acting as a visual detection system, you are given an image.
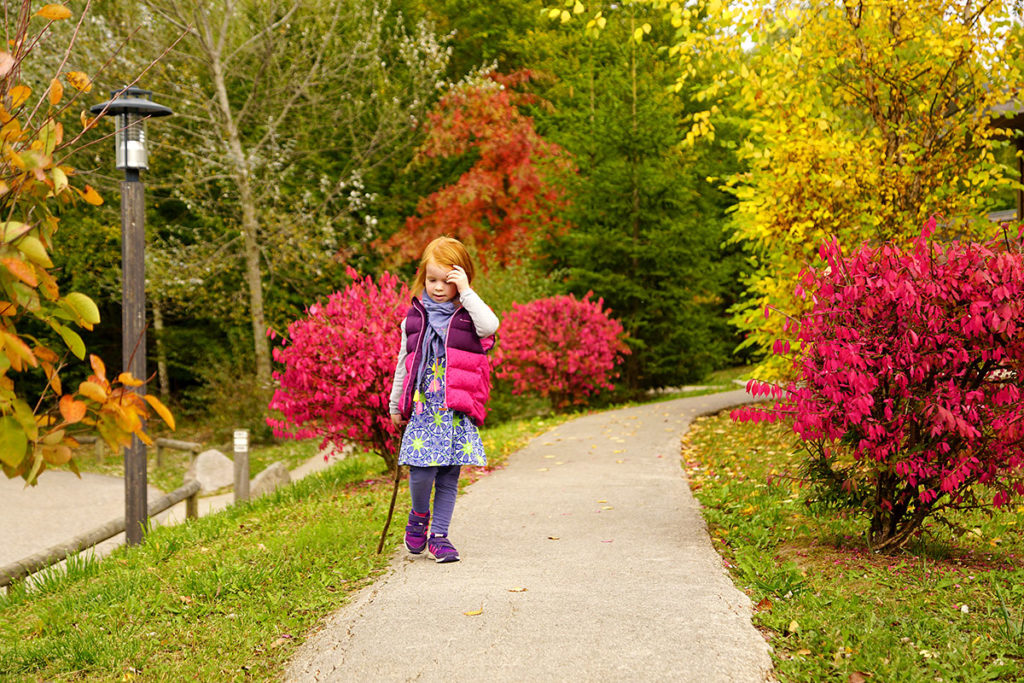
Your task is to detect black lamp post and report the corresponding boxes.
[90,87,173,546]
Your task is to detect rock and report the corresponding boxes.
[183,449,235,494]
[250,461,291,499]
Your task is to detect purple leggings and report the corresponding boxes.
[408,465,461,536]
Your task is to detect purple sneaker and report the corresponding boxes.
[427,534,460,563]
[405,511,429,554]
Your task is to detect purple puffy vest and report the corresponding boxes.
[399,297,494,427]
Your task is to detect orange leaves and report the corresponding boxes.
[79,184,102,205]
[77,380,107,404]
[0,328,38,370]
[35,4,72,21]
[0,9,175,485]
[8,85,31,109]
[388,71,572,267]
[145,395,175,431]
[118,372,143,387]
[59,395,86,424]
[64,71,91,93]
[90,354,107,384]
[48,78,63,107]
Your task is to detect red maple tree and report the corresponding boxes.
[387,71,573,266]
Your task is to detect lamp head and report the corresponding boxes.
[90,87,173,171]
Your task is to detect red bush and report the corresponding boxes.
[268,268,410,471]
[495,293,629,410]
[733,221,1024,550]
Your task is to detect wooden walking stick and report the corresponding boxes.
[376,460,402,554]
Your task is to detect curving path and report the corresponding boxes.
[286,389,774,682]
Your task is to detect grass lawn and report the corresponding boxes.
[682,412,1024,682]
[0,416,564,681]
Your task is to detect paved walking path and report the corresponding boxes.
[286,389,774,682]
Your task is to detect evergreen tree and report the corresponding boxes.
[525,4,744,390]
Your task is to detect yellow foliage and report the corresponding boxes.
[660,0,1022,376]
[35,4,72,21]
[64,71,92,93]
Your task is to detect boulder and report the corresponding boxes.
[250,461,291,499]
[183,449,234,494]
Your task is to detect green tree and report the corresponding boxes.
[421,0,546,78]
[528,3,744,389]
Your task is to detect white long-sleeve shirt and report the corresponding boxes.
[388,289,499,416]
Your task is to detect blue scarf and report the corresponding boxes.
[416,294,457,389]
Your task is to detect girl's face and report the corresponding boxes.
[424,261,457,303]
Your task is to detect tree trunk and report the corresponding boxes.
[152,297,170,400]
[207,22,273,388]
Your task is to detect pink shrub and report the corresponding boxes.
[495,293,629,410]
[732,221,1024,551]
[268,268,410,471]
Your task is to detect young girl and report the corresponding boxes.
[388,236,499,563]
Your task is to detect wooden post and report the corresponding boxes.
[121,176,148,546]
[233,429,250,503]
[186,488,199,519]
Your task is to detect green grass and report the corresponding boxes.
[1,453,393,681]
[0,415,565,681]
[682,413,1024,682]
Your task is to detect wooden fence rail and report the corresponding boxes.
[75,436,201,467]
[0,479,202,588]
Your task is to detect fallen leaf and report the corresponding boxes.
[463,606,483,616]
[754,597,773,612]
[788,620,799,633]
[269,634,293,648]
[537,467,549,472]
[600,539,613,543]
[849,673,869,683]
[544,455,555,459]
[507,587,527,593]
[547,536,559,540]
[601,506,614,510]
[616,459,625,464]
[796,648,811,656]
[597,499,607,503]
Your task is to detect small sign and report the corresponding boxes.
[233,429,249,453]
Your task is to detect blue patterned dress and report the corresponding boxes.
[398,348,487,467]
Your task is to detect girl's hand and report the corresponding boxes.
[446,265,470,294]
[390,413,407,428]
